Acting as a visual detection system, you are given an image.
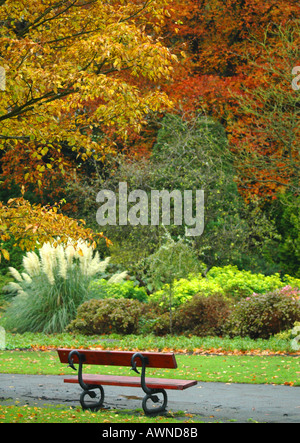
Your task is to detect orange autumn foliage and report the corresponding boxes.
[0,0,299,201]
[161,0,300,198]
[0,0,177,194]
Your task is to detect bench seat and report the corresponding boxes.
[64,374,197,390]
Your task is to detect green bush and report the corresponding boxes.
[138,294,231,337]
[175,293,231,337]
[150,312,172,336]
[268,193,300,277]
[226,288,300,339]
[88,279,148,302]
[0,236,25,277]
[67,298,142,335]
[138,301,167,335]
[150,266,300,307]
[150,276,224,308]
[206,265,300,299]
[275,321,300,341]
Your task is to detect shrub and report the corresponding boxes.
[274,321,300,341]
[206,265,293,299]
[88,279,148,302]
[138,293,231,337]
[279,285,300,300]
[175,293,231,336]
[226,289,300,339]
[150,266,300,307]
[67,298,142,335]
[3,240,111,333]
[150,276,224,308]
[138,301,167,335]
[151,312,172,336]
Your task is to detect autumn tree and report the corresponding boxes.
[229,23,300,198]
[0,0,176,187]
[159,0,299,198]
[0,192,110,262]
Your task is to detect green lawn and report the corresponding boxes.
[0,332,299,423]
[0,405,202,424]
[3,331,297,354]
[0,350,299,386]
[0,331,298,386]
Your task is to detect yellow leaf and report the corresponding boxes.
[1,249,10,261]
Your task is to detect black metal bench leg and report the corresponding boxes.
[131,353,169,415]
[67,350,105,412]
[142,389,168,415]
[80,385,104,412]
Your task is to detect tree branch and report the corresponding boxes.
[0,87,75,122]
[16,0,78,37]
[0,135,30,140]
[120,0,152,23]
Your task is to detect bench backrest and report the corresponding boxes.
[57,348,177,369]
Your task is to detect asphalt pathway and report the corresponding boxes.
[0,373,299,423]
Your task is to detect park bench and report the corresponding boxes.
[57,348,197,415]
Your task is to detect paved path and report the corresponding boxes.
[0,373,299,422]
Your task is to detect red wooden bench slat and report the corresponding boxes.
[63,374,197,391]
[57,348,178,369]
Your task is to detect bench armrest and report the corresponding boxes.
[130,352,154,396]
[131,352,168,414]
[68,350,96,392]
[67,350,104,411]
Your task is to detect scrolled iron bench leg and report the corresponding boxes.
[131,352,168,415]
[142,389,168,415]
[80,385,104,411]
[68,350,105,411]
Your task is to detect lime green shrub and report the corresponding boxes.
[275,321,300,341]
[151,266,300,307]
[206,266,299,299]
[88,279,147,302]
[150,276,224,308]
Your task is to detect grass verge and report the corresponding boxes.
[4,332,298,354]
[0,405,205,423]
[0,350,299,386]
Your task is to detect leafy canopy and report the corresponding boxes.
[0,193,110,261]
[0,0,176,183]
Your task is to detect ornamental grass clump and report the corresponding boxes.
[4,240,110,333]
